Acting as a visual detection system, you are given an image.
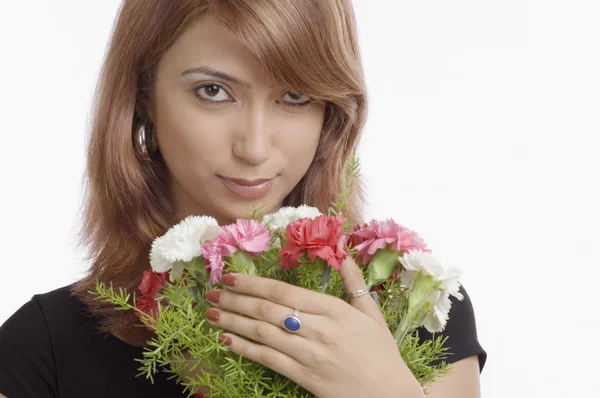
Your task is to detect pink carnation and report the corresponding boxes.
[202,219,271,284]
[351,219,430,265]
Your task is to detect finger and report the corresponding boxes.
[338,257,386,326]
[206,307,314,364]
[220,273,337,315]
[217,332,309,388]
[205,289,319,338]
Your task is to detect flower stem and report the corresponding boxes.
[319,265,332,292]
[394,312,415,344]
[393,272,439,343]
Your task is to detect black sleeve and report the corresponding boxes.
[417,284,487,372]
[0,298,58,397]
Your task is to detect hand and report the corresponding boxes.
[203,257,424,398]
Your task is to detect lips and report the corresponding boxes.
[219,176,275,199]
[224,178,272,186]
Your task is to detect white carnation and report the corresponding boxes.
[262,205,322,234]
[398,250,463,333]
[150,216,220,273]
[421,290,453,333]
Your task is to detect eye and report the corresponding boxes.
[280,91,311,107]
[194,84,234,103]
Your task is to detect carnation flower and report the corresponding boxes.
[398,250,463,333]
[420,290,454,333]
[202,219,271,284]
[351,219,430,265]
[346,223,368,253]
[262,205,322,234]
[150,216,220,273]
[135,270,168,323]
[280,215,348,271]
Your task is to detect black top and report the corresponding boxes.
[0,285,486,397]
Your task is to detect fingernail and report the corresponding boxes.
[218,334,232,346]
[206,309,220,322]
[205,290,221,303]
[222,274,237,287]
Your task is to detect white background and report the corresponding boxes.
[0,1,598,397]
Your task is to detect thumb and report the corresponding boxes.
[338,256,386,326]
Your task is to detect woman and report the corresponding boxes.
[0,1,486,397]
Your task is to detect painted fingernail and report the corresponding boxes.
[222,274,237,287]
[218,334,232,346]
[206,309,220,322]
[205,290,221,303]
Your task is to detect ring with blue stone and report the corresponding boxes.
[282,309,302,333]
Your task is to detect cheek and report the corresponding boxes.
[154,93,232,174]
[270,114,322,200]
[278,130,319,163]
[275,111,323,169]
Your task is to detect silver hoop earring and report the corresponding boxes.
[138,124,153,159]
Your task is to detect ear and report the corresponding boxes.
[135,94,154,124]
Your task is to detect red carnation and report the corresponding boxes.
[135,270,168,321]
[346,223,368,264]
[280,215,348,270]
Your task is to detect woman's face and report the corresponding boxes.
[151,17,325,225]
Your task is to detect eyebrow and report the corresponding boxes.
[180,66,252,88]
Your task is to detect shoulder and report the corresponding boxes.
[34,284,79,307]
[417,284,487,372]
[2,285,92,342]
[1,285,186,397]
[0,284,78,350]
[33,284,92,330]
[0,285,77,396]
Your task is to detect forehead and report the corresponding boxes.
[158,16,276,87]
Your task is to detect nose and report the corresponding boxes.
[233,108,272,165]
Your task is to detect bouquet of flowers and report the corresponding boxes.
[93,160,463,397]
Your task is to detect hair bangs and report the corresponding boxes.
[211,0,363,108]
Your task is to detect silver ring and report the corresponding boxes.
[344,287,370,299]
[282,309,302,333]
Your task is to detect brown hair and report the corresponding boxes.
[74,0,368,345]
